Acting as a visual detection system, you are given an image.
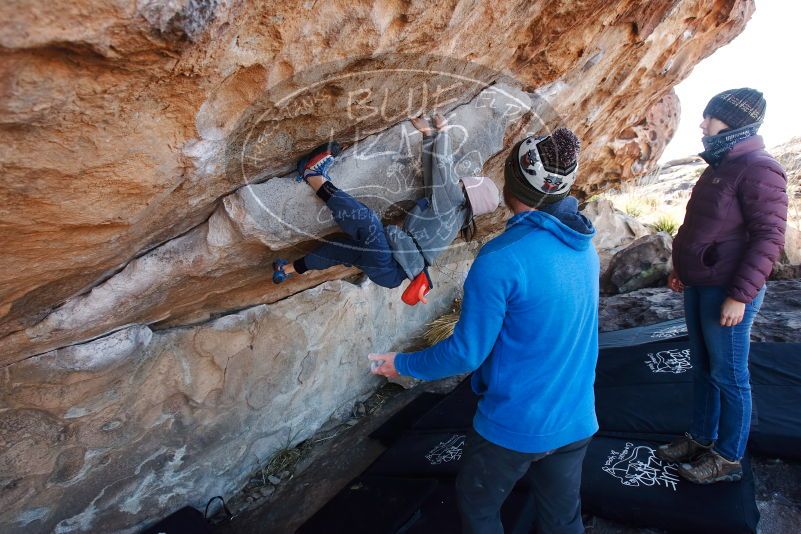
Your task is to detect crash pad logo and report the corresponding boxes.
[425,434,466,465]
[645,348,692,374]
[649,324,688,339]
[602,443,680,491]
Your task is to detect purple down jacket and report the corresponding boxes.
[672,135,788,304]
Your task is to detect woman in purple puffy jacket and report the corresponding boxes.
[655,88,788,484]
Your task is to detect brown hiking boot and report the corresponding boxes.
[655,433,712,463]
[678,451,743,484]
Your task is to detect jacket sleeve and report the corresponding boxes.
[395,252,513,380]
[729,163,788,303]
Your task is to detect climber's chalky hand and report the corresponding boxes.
[369,352,399,378]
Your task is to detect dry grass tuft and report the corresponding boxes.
[264,446,303,477]
[422,298,462,346]
[623,201,643,218]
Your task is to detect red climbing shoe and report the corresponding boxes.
[402,271,432,306]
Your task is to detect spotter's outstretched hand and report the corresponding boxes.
[368,352,399,378]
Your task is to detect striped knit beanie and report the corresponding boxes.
[504,127,580,206]
[703,88,766,129]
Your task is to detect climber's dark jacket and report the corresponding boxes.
[672,135,788,304]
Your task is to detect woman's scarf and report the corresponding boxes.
[699,122,761,167]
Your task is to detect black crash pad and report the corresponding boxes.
[595,341,801,460]
[598,318,689,349]
[298,476,537,534]
[366,431,472,482]
[397,482,537,534]
[581,435,759,533]
[369,392,446,447]
[411,377,477,432]
[297,476,437,534]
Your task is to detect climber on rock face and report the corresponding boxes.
[271,113,501,306]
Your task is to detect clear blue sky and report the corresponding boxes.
[660,2,801,162]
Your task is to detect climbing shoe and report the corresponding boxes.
[401,270,433,306]
[272,258,290,284]
[678,450,743,484]
[296,141,342,182]
[656,433,713,463]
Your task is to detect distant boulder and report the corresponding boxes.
[661,155,704,168]
[601,232,673,294]
[582,199,651,273]
[781,225,801,266]
[771,224,801,280]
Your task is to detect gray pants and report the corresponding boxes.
[456,430,591,534]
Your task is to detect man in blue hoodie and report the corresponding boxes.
[370,127,599,534]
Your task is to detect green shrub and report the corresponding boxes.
[651,215,678,236]
[624,202,643,218]
[643,196,659,210]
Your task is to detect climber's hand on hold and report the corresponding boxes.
[369,352,399,378]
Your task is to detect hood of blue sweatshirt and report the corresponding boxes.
[505,196,595,249]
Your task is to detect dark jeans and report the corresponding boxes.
[686,284,766,461]
[301,184,406,289]
[456,431,591,534]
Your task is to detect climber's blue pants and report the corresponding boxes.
[301,184,406,289]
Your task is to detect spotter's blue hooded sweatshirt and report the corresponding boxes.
[395,198,600,453]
